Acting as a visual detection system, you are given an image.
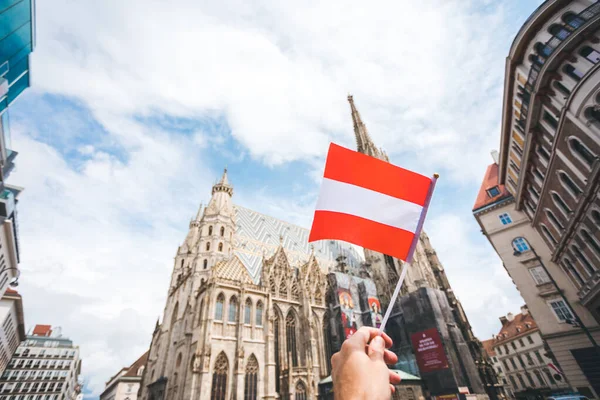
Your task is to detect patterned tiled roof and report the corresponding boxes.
[233,205,364,283]
[213,256,255,284]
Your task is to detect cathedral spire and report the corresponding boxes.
[212,168,233,197]
[195,202,204,221]
[347,95,389,161]
[348,95,377,156]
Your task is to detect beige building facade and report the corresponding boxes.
[101,352,148,400]
[0,288,24,374]
[485,308,569,399]
[473,158,600,398]
[496,0,600,324]
[476,0,600,396]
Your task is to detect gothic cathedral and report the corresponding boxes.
[139,97,490,400]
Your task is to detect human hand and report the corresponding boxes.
[331,327,401,400]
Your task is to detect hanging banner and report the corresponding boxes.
[410,328,449,373]
[338,288,357,338]
[368,297,382,328]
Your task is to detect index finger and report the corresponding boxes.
[344,326,393,350]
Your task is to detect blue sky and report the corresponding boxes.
[7,0,543,397]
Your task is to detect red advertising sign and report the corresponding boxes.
[338,288,357,338]
[368,297,382,328]
[410,328,449,373]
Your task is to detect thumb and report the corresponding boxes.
[368,335,385,362]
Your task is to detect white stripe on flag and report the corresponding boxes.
[315,178,423,233]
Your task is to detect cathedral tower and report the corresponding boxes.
[347,95,442,307]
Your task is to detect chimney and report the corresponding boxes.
[507,312,515,322]
[521,305,529,316]
[500,316,508,326]
[491,150,499,164]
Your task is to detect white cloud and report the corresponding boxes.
[9,0,539,396]
[426,213,523,337]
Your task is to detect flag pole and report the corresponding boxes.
[378,173,439,334]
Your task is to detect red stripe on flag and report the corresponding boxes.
[324,143,432,206]
[308,210,414,261]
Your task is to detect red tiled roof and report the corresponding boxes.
[473,163,512,211]
[494,312,538,345]
[32,325,52,336]
[123,351,149,377]
[481,339,496,357]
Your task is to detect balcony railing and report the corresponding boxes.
[517,1,600,133]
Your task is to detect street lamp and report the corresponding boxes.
[0,267,20,287]
[513,242,600,358]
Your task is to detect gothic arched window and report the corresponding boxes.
[291,280,300,302]
[215,294,225,321]
[537,145,550,161]
[274,313,282,395]
[562,12,584,29]
[585,106,600,124]
[286,312,299,367]
[563,258,584,287]
[323,312,332,375]
[229,296,238,322]
[197,299,204,327]
[220,227,225,237]
[580,46,600,64]
[551,191,571,217]
[211,352,228,400]
[314,288,323,305]
[564,64,583,81]
[541,224,557,246]
[208,226,213,236]
[534,42,551,58]
[269,276,276,295]
[244,355,258,400]
[295,381,307,400]
[572,245,595,275]
[568,137,596,167]
[206,242,211,251]
[218,243,223,252]
[203,259,208,269]
[553,80,571,96]
[244,298,252,325]
[593,209,600,225]
[255,301,263,326]
[279,281,288,299]
[548,24,570,40]
[176,353,182,368]
[407,388,415,400]
[558,171,582,197]
[545,209,564,231]
[171,302,179,329]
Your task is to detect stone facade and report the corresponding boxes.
[101,352,148,400]
[139,97,493,400]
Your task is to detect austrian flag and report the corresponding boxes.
[308,143,437,262]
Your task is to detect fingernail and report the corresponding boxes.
[371,336,384,349]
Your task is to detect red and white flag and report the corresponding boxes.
[309,143,436,262]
